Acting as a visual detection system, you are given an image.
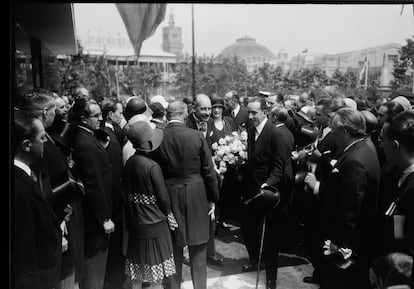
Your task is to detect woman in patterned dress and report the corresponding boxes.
[123,121,177,289]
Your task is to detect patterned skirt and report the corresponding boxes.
[125,220,176,284]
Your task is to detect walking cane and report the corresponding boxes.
[255,216,266,289]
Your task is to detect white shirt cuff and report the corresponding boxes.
[313,181,320,196]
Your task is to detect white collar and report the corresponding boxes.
[398,163,414,187]
[105,122,114,131]
[321,126,331,139]
[232,104,240,116]
[255,117,268,135]
[344,138,364,152]
[14,159,31,176]
[168,119,183,124]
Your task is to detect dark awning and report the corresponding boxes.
[14,2,78,55]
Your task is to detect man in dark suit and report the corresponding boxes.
[185,93,223,265]
[223,91,250,131]
[186,93,211,133]
[70,98,115,289]
[240,98,294,289]
[298,98,341,285]
[19,89,84,289]
[152,101,219,289]
[305,108,381,289]
[101,99,125,289]
[12,110,63,289]
[379,111,414,258]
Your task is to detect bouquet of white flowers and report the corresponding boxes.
[211,131,248,175]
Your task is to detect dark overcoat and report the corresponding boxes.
[151,122,219,246]
[71,127,113,257]
[12,167,62,289]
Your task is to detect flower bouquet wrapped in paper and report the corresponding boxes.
[211,131,248,175]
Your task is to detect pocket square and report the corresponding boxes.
[332,168,339,173]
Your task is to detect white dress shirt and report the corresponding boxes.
[254,117,267,141]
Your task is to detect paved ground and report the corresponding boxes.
[180,221,319,289]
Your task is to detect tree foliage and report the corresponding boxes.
[391,36,414,90]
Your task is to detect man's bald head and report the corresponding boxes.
[194,94,211,121]
[270,106,289,124]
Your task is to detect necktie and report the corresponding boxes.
[31,171,44,195]
[30,170,38,183]
[198,121,207,133]
[255,128,260,141]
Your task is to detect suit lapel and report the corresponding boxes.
[247,126,255,158]
[14,167,58,224]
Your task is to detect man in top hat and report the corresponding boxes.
[241,97,294,289]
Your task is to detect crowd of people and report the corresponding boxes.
[12,86,413,289]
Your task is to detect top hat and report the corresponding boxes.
[127,121,163,152]
[211,98,225,109]
[244,185,281,216]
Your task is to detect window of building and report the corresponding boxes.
[387,55,398,63]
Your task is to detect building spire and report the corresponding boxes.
[169,9,175,27]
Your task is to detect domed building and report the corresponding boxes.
[217,36,277,71]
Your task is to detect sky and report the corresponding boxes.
[73,3,414,58]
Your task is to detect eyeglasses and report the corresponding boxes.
[88,112,102,119]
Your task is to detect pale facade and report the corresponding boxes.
[290,43,402,88]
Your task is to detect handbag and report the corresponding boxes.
[49,168,85,209]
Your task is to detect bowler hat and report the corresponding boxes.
[125,97,149,121]
[211,98,225,109]
[127,121,163,152]
[244,185,280,216]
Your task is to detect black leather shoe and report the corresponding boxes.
[208,255,224,265]
[303,276,319,284]
[242,262,264,272]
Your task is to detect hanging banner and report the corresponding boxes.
[116,3,167,57]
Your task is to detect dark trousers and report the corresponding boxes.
[167,242,207,289]
[240,204,283,289]
[303,201,324,279]
[319,256,371,289]
[82,248,108,289]
[104,221,125,289]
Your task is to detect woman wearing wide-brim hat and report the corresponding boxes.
[208,97,239,228]
[123,121,178,289]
